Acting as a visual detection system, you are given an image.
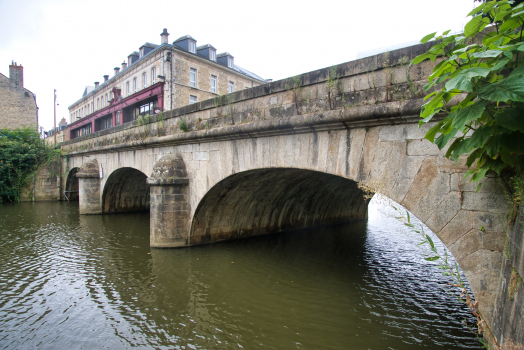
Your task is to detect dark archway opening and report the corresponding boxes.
[190,168,369,245]
[102,167,150,213]
[65,167,79,201]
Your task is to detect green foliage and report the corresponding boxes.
[0,127,61,203]
[179,117,189,132]
[414,0,524,187]
[326,66,342,109]
[285,75,304,115]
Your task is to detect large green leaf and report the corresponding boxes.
[420,32,437,44]
[451,100,489,130]
[479,67,524,102]
[445,67,491,92]
[465,16,490,37]
[495,108,524,132]
[472,50,503,58]
[435,128,459,149]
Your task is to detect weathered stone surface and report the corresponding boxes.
[426,191,462,233]
[402,157,450,222]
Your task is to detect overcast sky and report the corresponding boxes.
[0,0,475,132]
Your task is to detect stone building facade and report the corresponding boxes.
[67,29,266,140]
[0,62,38,129]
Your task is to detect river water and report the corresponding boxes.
[0,200,481,349]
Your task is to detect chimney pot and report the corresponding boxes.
[114,67,120,76]
[94,82,100,88]
[121,61,127,70]
[103,75,109,82]
[160,28,170,44]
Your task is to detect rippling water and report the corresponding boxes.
[0,200,481,349]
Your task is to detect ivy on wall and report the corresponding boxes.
[414,0,524,189]
[0,127,61,203]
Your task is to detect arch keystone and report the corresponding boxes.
[147,154,191,248]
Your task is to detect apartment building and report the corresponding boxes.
[67,29,267,140]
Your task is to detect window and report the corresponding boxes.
[143,72,147,88]
[189,41,196,53]
[105,94,108,106]
[210,50,216,61]
[133,78,137,93]
[151,67,156,84]
[228,57,234,68]
[229,81,234,93]
[211,75,217,93]
[189,95,197,104]
[139,47,144,58]
[91,102,94,113]
[97,98,99,110]
[190,68,196,87]
[116,111,121,126]
[126,82,130,96]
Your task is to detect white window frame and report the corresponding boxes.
[126,81,130,96]
[189,41,196,53]
[139,47,144,58]
[143,72,147,88]
[133,78,137,93]
[151,67,156,85]
[210,50,216,61]
[228,57,233,68]
[105,94,108,106]
[229,81,234,93]
[97,98,99,110]
[211,75,217,93]
[189,95,197,104]
[190,68,197,87]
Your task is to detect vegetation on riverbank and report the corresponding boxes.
[0,127,61,203]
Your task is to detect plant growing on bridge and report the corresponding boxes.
[413,0,524,189]
[179,117,189,132]
[285,75,304,115]
[0,127,61,203]
[326,65,343,110]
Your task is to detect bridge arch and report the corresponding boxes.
[189,168,369,245]
[65,167,79,201]
[102,167,150,213]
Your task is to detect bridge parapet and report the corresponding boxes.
[61,41,438,156]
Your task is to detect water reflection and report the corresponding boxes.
[0,201,481,349]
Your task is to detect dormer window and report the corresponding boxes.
[189,41,196,53]
[139,48,144,58]
[210,50,216,61]
[228,57,234,68]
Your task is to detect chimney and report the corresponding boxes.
[114,67,120,76]
[94,81,100,89]
[121,61,127,70]
[160,28,170,44]
[103,75,109,82]
[9,61,24,90]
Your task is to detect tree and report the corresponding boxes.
[413,0,524,189]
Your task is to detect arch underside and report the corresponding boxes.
[65,167,79,201]
[102,167,150,213]
[190,168,369,245]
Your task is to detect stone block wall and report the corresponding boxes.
[491,204,524,346]
[0,71,37,130]
[20,161,61,201]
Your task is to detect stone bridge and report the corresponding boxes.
[61,42,518,338]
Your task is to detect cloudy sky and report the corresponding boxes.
[0,0,475,132]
